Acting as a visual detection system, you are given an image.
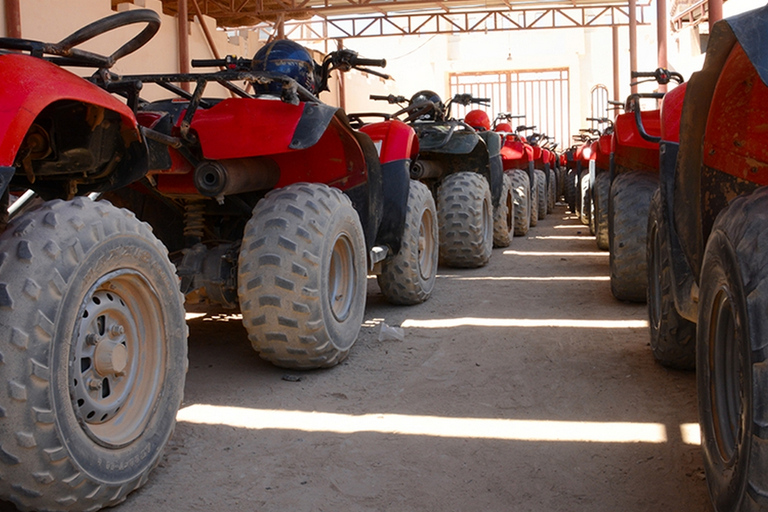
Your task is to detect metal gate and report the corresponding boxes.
[449,68,570,149]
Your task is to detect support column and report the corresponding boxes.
[629,0,638,94]
[708,0,723,32]
[657,0,668,93]
[178,0,190,93]
[4,0,21,38]
[612,25,620,102]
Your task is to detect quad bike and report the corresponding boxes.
[522,129,559,219]
[464,109,514,248]
[0,9,439,512]
[647,6,768,509]
[369,92,503,267]
[494,115,534,235]
[583,117,614,249]
[563,131,596,221]
[608,68,684,302]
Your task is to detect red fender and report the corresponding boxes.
[613,109,661,172]
[500,137,532,170]
[151,98,368,194]
[703,44,768,184]
[358,119,419,164]
[595,133,613,171]
[0,54,138,167]
[660,83,687,143]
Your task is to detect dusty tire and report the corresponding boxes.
[238,183,366,369]
[594,171,610,250]
[609,171,658,302]
[529,174,539,228]
[534,169,547,220]
[646,190,695,370]
[507,169,531,237]
[378,180,438,305]
[437,171,493,268]
[492,173,514,247]
[547,169,556,213]
[696,187,768,511]
[0,198,187,512]
[565,169,578,214]
[579,169,591,226]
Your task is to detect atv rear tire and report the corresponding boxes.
[696,186,768,512]
[507,169,531,236]
[579,169,590,226]
[529,174,539,228]
[0,198,187,512]
[609,170,658,302]
[238,183,366,369]
[547,169,556,213]
[565,169,578,214]
[492,173,514,247]
[594,171,610,250]
[534,169,547,220]
[437,171,493,268]
[646,189,695,370]
[378,180,438,305]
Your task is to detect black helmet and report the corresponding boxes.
[409,90,444,120]
[252,40,317,94]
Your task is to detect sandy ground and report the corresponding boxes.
[1,204,712,512]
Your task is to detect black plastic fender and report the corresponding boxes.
[727,4,768,87]
[478,131,503,207]
[374,159,410,256]
[289,102,342,150]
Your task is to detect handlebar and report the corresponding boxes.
[630,67,684,86]
[370,94,407,104]
[191,55,249,70]
[354,57,386,68]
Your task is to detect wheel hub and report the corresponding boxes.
[71,289,134,427]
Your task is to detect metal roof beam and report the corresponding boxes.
[262,4,648,41]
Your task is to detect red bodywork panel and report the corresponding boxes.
[660,83,687,143]
[703,43,768,185]
[500,136,533,170]
[613,109,661,172]
[359,119,419,164]
[0,54,139,166]
[144,98,369,195]
[595,134,613,170]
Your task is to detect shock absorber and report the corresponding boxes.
[183,200,205,245]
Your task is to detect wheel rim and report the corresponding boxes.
[649,222,662,330]
[328,232,356,322]
[70,270,166,448]
[418,206,436,281]
[709,288,742,464]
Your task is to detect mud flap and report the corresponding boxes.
[660,141,698,322]
[289,103,340,150]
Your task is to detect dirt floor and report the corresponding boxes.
[1,204,712,512]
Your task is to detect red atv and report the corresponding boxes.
[647,6,768,509]
[581,117,613,248]
[0,9,438,512]
[607,68,684,302]
[494,116,539,235]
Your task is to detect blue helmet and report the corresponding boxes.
[409,90,444,120]
[252,40,317,94]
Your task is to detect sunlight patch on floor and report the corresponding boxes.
[503,250,609,257]
[440,276,609,281]
[400,317,648,329]
[680,423,701,445]
[177,404,669,443]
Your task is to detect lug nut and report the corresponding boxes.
[110,325,125,338]
[85,333,100,346]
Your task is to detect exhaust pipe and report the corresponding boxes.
[410,159,443,180]
[194,158,280,199]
